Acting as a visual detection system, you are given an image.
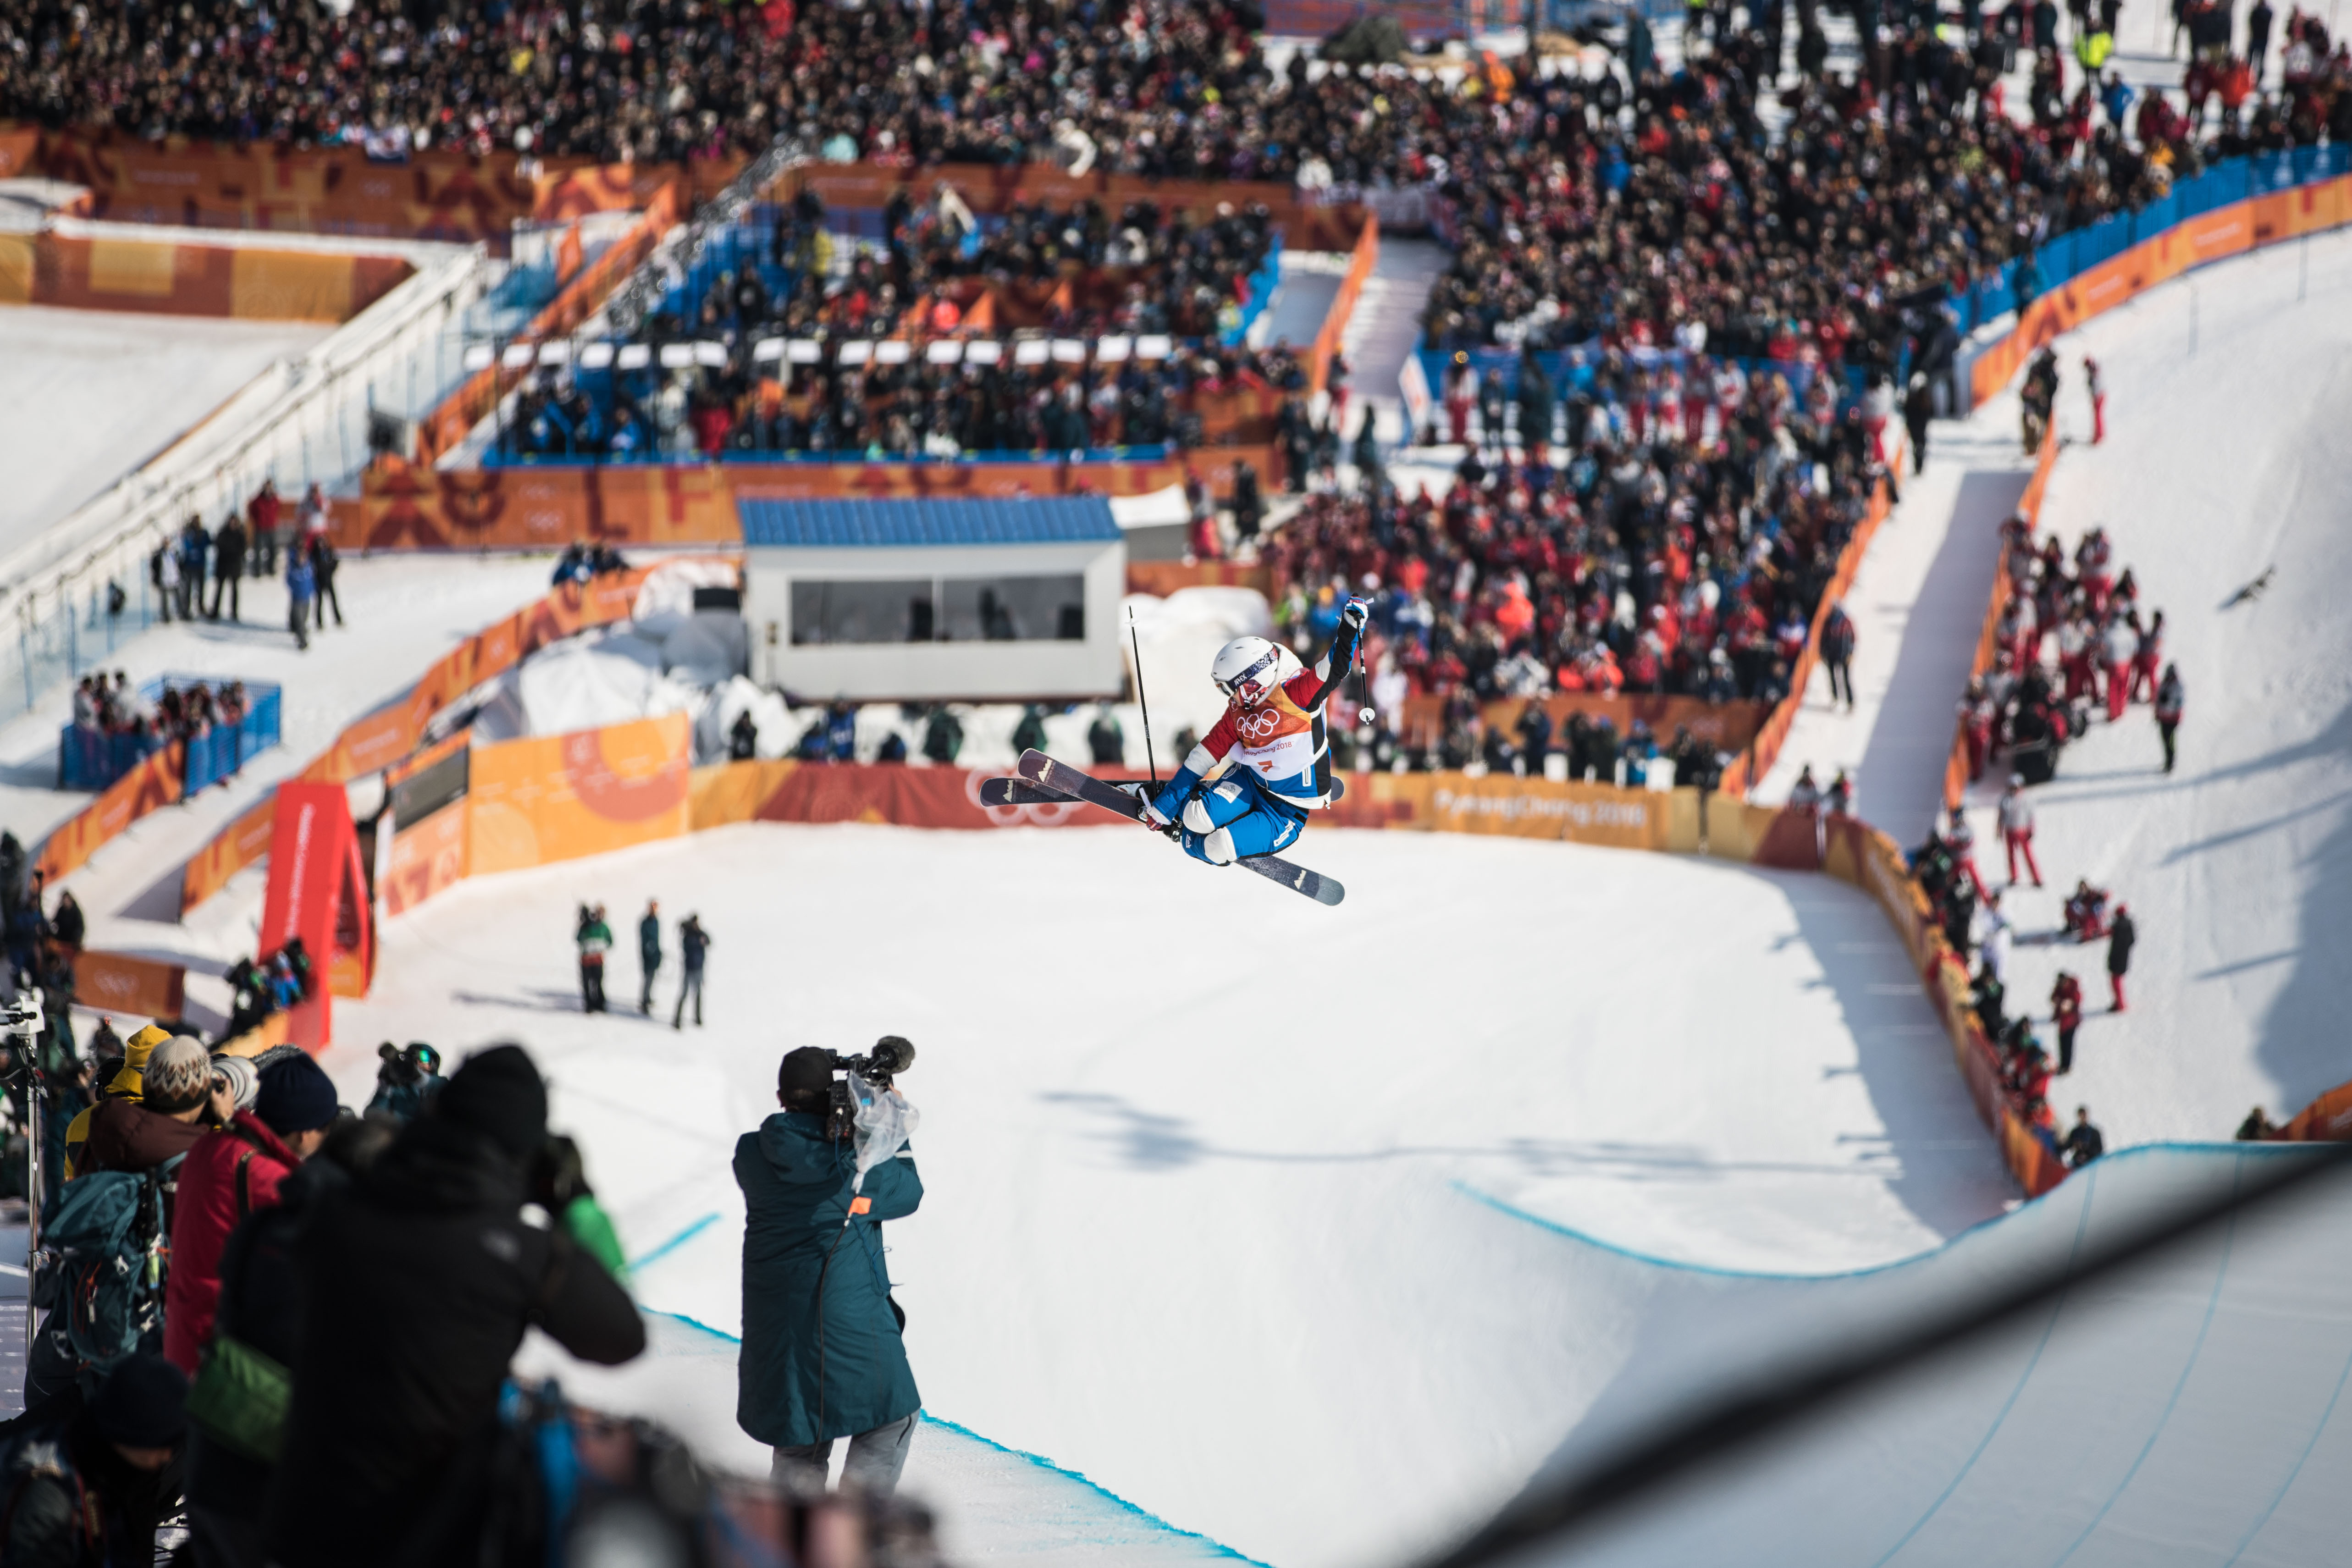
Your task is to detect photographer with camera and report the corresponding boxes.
[263,1043,644,1568]
[735,1040,923,1496]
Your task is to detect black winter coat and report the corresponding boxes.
[261,1118,644,1568]
[2107,911,2136,975]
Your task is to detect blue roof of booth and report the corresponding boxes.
[738,497,1121,548]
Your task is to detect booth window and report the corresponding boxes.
[791,575,1086,644]
[790,579,936,644]
[941,575,1086,641]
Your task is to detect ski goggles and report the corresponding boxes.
[1216,647,1284,701]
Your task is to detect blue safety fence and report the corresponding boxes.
[57,674,281,793]
[1946,145,2351,337]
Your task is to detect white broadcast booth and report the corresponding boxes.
[739,497,1128,701]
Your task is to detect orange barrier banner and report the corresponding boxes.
[1400,692,1771,754]
[72,950,188,1022]
[343,464,736,551]
[0,232,410,320]
[469,713,691,875]
[383,798,471,917]
[1721,465,1896,796]
[36,744,184,883]
[1971,174,2352,406]
[2271,1081,2352,1142]
[1320,771,1677,850]
[179,797,277,912]
[1942,425,2061,810]
[21,127,696,246]
[1309,215,1379,398]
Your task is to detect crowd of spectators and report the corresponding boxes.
[69,674,252,751]
[511,332,1301,460]
[1262,344,1886,732]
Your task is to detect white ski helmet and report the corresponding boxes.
[1210,636,1300,707]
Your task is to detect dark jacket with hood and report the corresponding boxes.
[0,1389,185,1568]
[261,1115,643,1567]
[733,1111,922,1447]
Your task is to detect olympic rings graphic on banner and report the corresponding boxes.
[963,767,1086,828]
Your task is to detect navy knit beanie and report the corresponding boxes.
[439,1043,548,1161]
[88,1353,188,1449]
[254,1054,340,1137]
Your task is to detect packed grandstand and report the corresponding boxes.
[1,0,2351,1563]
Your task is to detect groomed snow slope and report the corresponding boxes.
[0,304,331,558]
[1956,226,2352,1148]
[313,823,2014,1568]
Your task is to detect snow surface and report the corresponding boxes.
[306,821,2011,1568]
[1951,226,2352,1150]
[0,304,331,559]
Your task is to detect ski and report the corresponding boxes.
[1014,750,1345,906]
[980,774,1344,808]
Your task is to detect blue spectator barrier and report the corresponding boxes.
[59,675,282,793]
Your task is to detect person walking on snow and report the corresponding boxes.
[2101,613,2136,722]
[2051,971,2084,1073]
[1820,602,1857,710]
[2154,663,2184,773]
[1786,764,1822,812]
[576,903,612,1013]
[2084,356,2106,444]
[637,899,662,1016]
[1140,603,1367,867]
[673,914,711,1029]
[2106,904,2136,1011]
[1977,889,2013,983]
[2130,609,2164,701]
[1998,774,2043,886]
[284,548,316,651]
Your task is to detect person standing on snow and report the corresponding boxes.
[1998,774,2043,886]
[1139,602,1367,867]
[284,548,315,652]
[2051,971,2084,1073]
[673,914,711,1029]
[637,899,663,1016]
[575,903,612,1013]
[2084,356,2106,444]
[2106,904,2136,1011]
[1977,888,2013,983]
[1820,602,1858,710]
[2154,662,2185,773]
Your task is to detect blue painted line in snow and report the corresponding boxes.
[1866,1160,2105,1568]
[2221,1320,2352,1564]
[629,1212,721,1273]
[918,1413,1278,1567]
[640,1314,1271,1565]
[2049,1149,2245,1568]
[1453,1140,2331,1282]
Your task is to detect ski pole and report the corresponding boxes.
[1129,608,1159,789]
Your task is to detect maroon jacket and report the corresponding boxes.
[165,1111,301,1374]
[81,1095,211,1182]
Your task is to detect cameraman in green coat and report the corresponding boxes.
[734,1047,923,1494]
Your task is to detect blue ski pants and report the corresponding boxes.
[1179,770,1307,864]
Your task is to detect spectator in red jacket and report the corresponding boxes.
[162,1055,342,1375]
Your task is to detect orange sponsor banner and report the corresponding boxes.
[383,798,471,917]
[72,950,188,1022]
[179,796,277,913]
[342,464,735,551]
[469,713,691,875]
[2271,1081,2352,1142]
[36,744,184,883]
[0,232,409,321]
[1320,770,1676,850]
[1310,215,1380,397]
[1127,561,1276,598]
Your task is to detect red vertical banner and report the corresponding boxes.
[256,782,375,1050]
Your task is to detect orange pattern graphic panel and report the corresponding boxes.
[469,713,691,875]
[383,801,470,917]
[72,950,188,1023]
[37,744,185,883]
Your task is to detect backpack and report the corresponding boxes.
[33,1159,177,1378]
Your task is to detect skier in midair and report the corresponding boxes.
[1141,601,1368,866]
